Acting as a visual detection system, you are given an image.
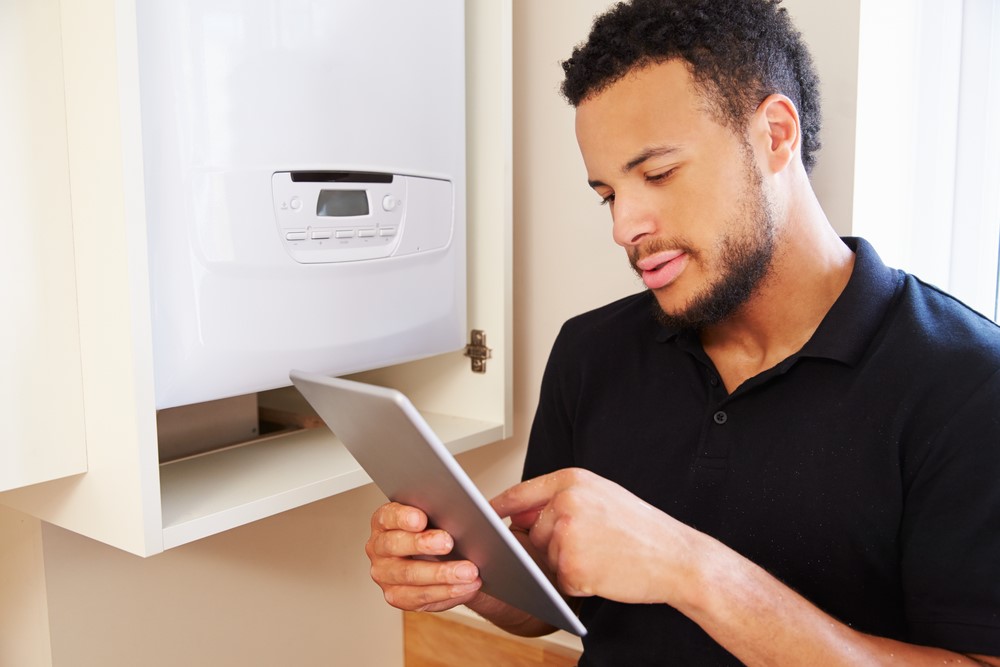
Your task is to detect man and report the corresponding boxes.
[366,0,1000,664]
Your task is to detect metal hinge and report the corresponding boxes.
[463,329,493,374]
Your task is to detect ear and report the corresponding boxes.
[751,94,800,175]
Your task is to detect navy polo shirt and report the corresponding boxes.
[524,238,1000,665]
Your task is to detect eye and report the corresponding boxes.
[598,193,615,207]
[645,167,677,183]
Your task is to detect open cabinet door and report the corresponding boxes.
[0,0,88,493]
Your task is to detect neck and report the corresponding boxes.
[700,188,855,393]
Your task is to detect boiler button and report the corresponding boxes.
[379,227,396,237]
[289,196,302,211]
[311,230,332,240]
[382,195,399,211]
[358,228,377,238]
[335,229,355,239]
[285,231,307,241]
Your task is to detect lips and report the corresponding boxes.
[635,250,688,290]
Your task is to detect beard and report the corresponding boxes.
[630,159,777,332]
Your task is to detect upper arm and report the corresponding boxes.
[900,370,1000,655]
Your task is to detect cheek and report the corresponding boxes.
[683,176,749,240]
[665,170,730,227]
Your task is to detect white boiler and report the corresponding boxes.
[134,0,467,409]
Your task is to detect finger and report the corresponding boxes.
[372,502,428,533]
[524,502,558,554]
[491,471,568,519]
[369,528,455,558]
[382,581,483,612]
[508,508,543,531]
[524,509,576,596]
[372,557,480,588]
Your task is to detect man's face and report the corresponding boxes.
[575,60,776,330]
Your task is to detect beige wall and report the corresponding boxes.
[0,2,865,665]
[0,506,52,667]
[783,0,862,236]
[39,484,400,667]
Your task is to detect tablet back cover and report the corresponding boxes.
[290,370,585,636]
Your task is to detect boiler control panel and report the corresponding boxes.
[272,170,453,264]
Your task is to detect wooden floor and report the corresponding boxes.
[404,612,581,667]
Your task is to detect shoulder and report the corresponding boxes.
[874,274,1000,470]
[841,237,1000,382]
[889,274,1000,370]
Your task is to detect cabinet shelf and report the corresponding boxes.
[159,412,503,550]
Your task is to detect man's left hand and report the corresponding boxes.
[491,467,699,605]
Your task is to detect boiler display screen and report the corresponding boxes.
[317,190,369,217]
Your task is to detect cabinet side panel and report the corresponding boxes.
[0,0,88,491]
[3,0,162,556]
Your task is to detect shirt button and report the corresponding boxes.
[713,411,728,425]
[709,374,720,387]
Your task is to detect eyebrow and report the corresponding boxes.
[587,144,683,189]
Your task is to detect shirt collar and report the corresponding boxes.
[798,236,902,365]
[654,237,903,366]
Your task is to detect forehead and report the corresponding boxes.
[574,60,730,171]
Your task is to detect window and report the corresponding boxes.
[852,0,1000,321]
[950,0,1000,321]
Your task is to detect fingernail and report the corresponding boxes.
[455,563,478,581]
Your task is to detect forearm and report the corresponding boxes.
[678,532,998,666]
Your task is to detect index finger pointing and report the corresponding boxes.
[490,469,575,519]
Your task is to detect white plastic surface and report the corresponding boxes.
[135,0,467,408]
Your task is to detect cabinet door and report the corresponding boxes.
[0,0,88,492]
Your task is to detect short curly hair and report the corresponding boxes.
[561,0,822,173]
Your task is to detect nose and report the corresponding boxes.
[611,195,657,248]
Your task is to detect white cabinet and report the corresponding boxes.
[0,0,512,557]
[0,0,88,493]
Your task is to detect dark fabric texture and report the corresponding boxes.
[523,238,1000,665]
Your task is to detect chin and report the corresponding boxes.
[651,293,691,323]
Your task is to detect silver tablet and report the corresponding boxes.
[290,370,586,636]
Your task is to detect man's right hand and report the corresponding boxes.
[365,501,483,612]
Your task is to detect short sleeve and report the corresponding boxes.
[900,369,1000,655]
